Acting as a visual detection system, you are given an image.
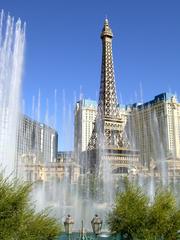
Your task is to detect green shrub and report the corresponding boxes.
[107,179,180,239]
[0,175,62,240]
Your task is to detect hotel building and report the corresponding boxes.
[17,115,58,165]
[74,99,97,161]
[126,93,180,175]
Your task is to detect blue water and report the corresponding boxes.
[58,233,122,240]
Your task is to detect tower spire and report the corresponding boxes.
[88,20,129,150]
[86,20,139,175]
[98,19,118,118]
[101,18,113,39]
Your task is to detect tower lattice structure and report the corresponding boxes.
[88,19,129,151]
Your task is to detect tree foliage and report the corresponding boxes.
[107,179,180,239]
[0,175,62,240]
[107,179,148,239]
[148,189,180,239]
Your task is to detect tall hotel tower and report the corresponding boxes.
[74,99,97,160]
[127,93,180,175]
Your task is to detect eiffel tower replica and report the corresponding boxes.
[86,19,139,174]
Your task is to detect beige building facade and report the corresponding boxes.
[127,93,180,174]
[74,99,97,160]
[20,152,80,183]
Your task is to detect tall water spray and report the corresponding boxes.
[0,10,25,176]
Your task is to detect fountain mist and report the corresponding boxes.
[0,10,25,177]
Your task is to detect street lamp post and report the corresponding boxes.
[64,214,74,235]
[91,214,103,236]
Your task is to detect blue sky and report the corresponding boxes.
[1,0,180,150]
